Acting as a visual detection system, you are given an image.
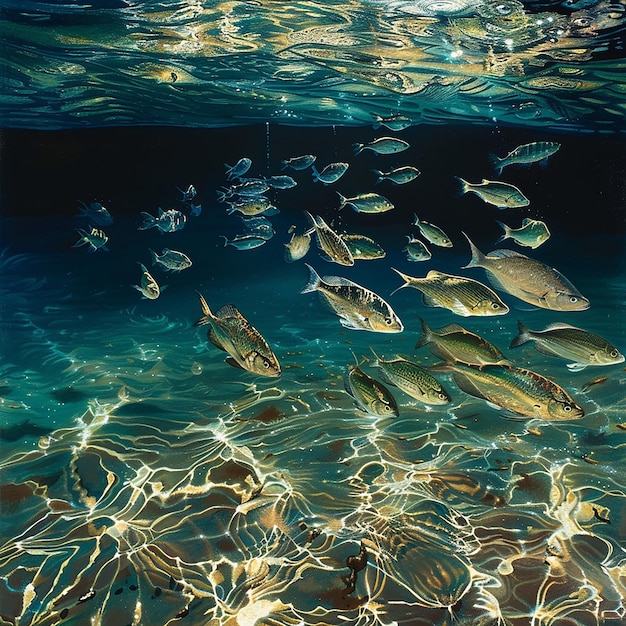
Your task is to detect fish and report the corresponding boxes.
[435,361,584,420]
[220,235,268,250]
[416,318,508,365]
[132,263,162,299]
[226,196,277,216]
[311,162,349,185]
[455,177,530,208]
[225,157,252,180]
[138,208,187,233]
[391,268,509,317]
[373,113,413,131]
[404,236,432,262]
[284,228,311,263]
[72,226,109,252]
[337,192,394,214]
[281,154,316,171]
[240,215,275,240]
[495,218,551,249]
[265,175,297,189]
[341,234,386,260]
[194,293,281,377]
[189,202,203,217]
[462,233,590,311]
[510,321,624,371]
[217,180,270,202]
[412,214,452,247]
[372,165,421,185]
[345,359,399,417]
[490,141,561,175]
[76,200,113,226]
[176,184,197,202]
[304,211,354,266]
[301,264,404,333]
[353,137,410,155]
[149,248,192,272]
[372,351,451,405]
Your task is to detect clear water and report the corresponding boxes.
[1,3,626,626]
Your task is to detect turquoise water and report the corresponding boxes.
[1,2,626,625]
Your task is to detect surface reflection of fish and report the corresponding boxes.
[345,359,399,416]
[416,318,507,365]
[496,218,550,249]
[284,227,311,263]
[341,234,386,260]
[302,264,403,332]
[392,268,509,317]
[312,162,349,185]
[225,157,252,180]
[463,233,590,311]
[305,211,354,266]
[194,293,281,377]
[372,350,451,405]
[281,154,316,171]
[149,248,192,272]
[490,141,561,175]
[337,192,394,214]
[510,321,624,371]
[437,361,584,420]
[138,208,187,233]
[72,226,109,252]
[76,200,113,226]
[372,165,420,185]
[373,113,413,130]
[455,177,530,208]
[413,214,452,247]
[353,136,410,155]
[132,263,162,299]
[404,236,431,262]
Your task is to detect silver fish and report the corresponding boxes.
[495,218,551,249]
[312,162,349,185]
[462,233,590,311]
[265,175,297,189]
[221,235,268,250]
[138,208,186,233]
[76,200,113,226]
[412,214,452,247]
[72,226,109,252]
[225,157,252,181]
[372,165,421,185]
[176,184,196,202]
[337,192,394,214]
[490,141,561,175]
[240,215,275,240]
[373,113,413,131]
[133,263,162,299]
[510,321,624,371]
[284,229,311,263]
[301,264,403,333]
[304,211,354,266]
[353,137,410,155]
[404,236,431,262]
[149,248,192,272]
[281,154,316,171]
[455,177,530,209]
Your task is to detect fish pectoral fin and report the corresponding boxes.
[421,293,441,308]
[452,372,489,401]
[225,357,246,370]
[566,363,587,372]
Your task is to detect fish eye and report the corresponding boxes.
[384,317,393,325]
[610,350,619,357]
[491,302,501,309]
[438,393,447,400]
[563,404,572,412]
[569,296,579,303]
[262,359,270,369]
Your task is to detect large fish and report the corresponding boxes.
[438,361,584,420]
[304,211,354,266]
[301,264,403,332]
[194,293,281,377]
[392,268,509,317]
[490,141,561,175]
[345,360,399,417]
[510,321,624,371]
[462,233,589,311]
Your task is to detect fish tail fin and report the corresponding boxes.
[219,235,229,247]
[149,248,159,265]
[71,230,88,247]
[488,154,504,175]
[138,212,156,230]
[461,232,486,269]
[352,143,364,156]
[509,320,531,349]
[371,169,383,185]
[453,176,470,197]
[280,160,288,171]
[412,213,420,226]
[390,267,412,296]
[415,317,433,349]
[216,188,228,203]
[311,165,320,182]
[300,263,321,294]
[336,191,347,209]
[372,116,382,130]
[494,220,511,244]
[138,262,149,273]
[303,210,316,228]
[194,291,214,326]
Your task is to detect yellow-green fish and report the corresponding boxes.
[284,227,311,263]
[372,350,451,405]
[490,141,561,175]
[194,293,281,377]
[462,233,589,311]
[132,263,162,299]
[455,177,530,208]
[341,234,386,260]
[416,318,507,365]
[412,214,452,247]
[304,211,354,266]
[495,218,550,249]
[438,361,584,420]
[337,192,394,214]
[301,264,403,332]
[345,361,399,417]
[404,236,431,262]
[510,321,624,371]
[391,268,509,317]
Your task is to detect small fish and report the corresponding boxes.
[337,192,394,214]
[265,175,297,189]
[404,236,432,262]
[435,361,584,420]
[345,360,399,417]
[226,196,276,216]
[176,184,197,202]
[281,154,317,171]
[304,211,354,266]
[225,157,252,181]
[372,165,421,185]
[189,203,202,217]
[341,234,386,260]
[373,113,413,131]
[372,350,451,405]
[132,263,162,299]
[392,268,509,317]
[194,292,281,377]
[76,200,113,226]
[416,317,507,365]
[284,229,311,263]
[72,226,109,252]
[412,214,452,247]
[510,321,624,371]
[138,208,187,233]
[462,233,589,311]
[455,177,530,208]
[221,234,268,250]
[217,180,270,202]
[240,215,275,240]
[301,264,404,333]
[490,141,561,175]
[149,248,192,272]
[496,218,550,249]
[312,162,349,185]
[353,137,410,155]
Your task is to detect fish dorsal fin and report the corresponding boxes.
[542,322,580,332]
[215,304,244,319]
[322,275,362,289]
[488,249,528,259]
[425,270,446,280]
[435,323,467,335]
